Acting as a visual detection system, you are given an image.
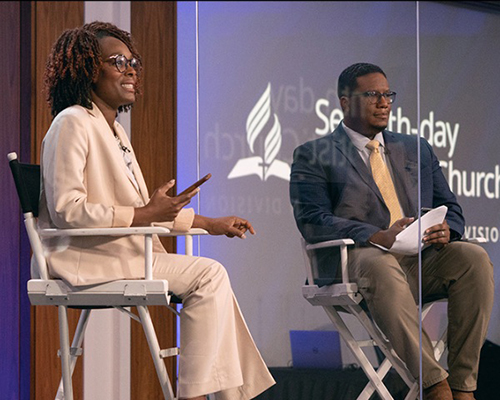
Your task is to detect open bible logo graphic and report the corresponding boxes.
[228,83,290,181]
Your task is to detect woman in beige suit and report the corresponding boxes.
[39,21,274,400]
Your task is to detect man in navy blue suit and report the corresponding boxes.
[290,63,493,400]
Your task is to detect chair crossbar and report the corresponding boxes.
[357,339,378,347]
[57,347,83,357]
[115,306,142,322]
[160,348,180,358]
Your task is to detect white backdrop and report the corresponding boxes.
[177,1,500,368]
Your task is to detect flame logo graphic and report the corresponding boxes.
[246,83,271,154]
[264,114,281,167]
[228,83,290,182]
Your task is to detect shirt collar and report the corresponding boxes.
[341,121,385,151]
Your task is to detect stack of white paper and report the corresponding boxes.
[373,205,448,255]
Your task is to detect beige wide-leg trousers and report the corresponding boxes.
[347,241,493,391]
[153,252,275,399]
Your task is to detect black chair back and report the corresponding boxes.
[8,155,41,217]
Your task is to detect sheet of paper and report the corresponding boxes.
[371,205,448,255]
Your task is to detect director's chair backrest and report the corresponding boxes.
[8,152,40,217]
[8,152,49,280]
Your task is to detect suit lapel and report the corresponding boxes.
[88,105,147,202]
[114,123,150,203]
[383,132,417,217]
[332,126,386,204]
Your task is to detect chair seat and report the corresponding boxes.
[28,279,171,307]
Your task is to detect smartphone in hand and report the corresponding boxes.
[178,173,212,196]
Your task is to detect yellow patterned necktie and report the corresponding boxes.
[366,140,403,226]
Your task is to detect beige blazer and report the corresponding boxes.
[38,104,194,286]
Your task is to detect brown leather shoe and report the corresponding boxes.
[451,390,475,400]
[423,379,453,400]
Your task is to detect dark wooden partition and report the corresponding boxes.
[130,1,179,398]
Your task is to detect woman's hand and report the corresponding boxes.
[193,215,256,239]
[133,180,198,226]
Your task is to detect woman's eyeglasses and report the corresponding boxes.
[105,54,140,73]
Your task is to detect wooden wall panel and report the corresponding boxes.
[32,1,84,162]
[131,2,178,398]
[31,3,84,400]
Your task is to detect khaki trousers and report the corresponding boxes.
[153,253,275,399]
[347,241,493,391]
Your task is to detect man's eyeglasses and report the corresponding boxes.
[105,54,140,73]
[352,91,397,104]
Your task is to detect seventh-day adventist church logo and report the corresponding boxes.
[228,83,290,181]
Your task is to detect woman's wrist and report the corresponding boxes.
[193,214,213,232]
[132,205,153,226]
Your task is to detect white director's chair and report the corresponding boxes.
[301,238,448,400]
[8,152,207,400]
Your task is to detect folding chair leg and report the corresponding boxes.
[344,305,422,400]
[405,383,420,400]
[55,309,91,400]
[357,358,393,400]
[348,304,416,388]
[323,306,394,400]
[137,306,176,400]
[356,358,419,400]
[58,306,73,400]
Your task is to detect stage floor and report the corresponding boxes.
[255,367,408,400]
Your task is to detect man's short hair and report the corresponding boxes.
[337,63,386,98]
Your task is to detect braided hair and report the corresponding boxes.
[44,21,143,117]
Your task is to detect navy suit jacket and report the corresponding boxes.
[289,124,465,285]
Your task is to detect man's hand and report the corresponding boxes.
[369,217,414,249]
[193,215,256,239]
[133,180,198,226]
[423,220,450,249]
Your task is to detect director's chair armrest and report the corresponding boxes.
[39,227,209,280]
[303,238,355,286]
[305,238,354,251]
[164,228,209,237]
[39,226,172,237]
[464,237,487,244]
